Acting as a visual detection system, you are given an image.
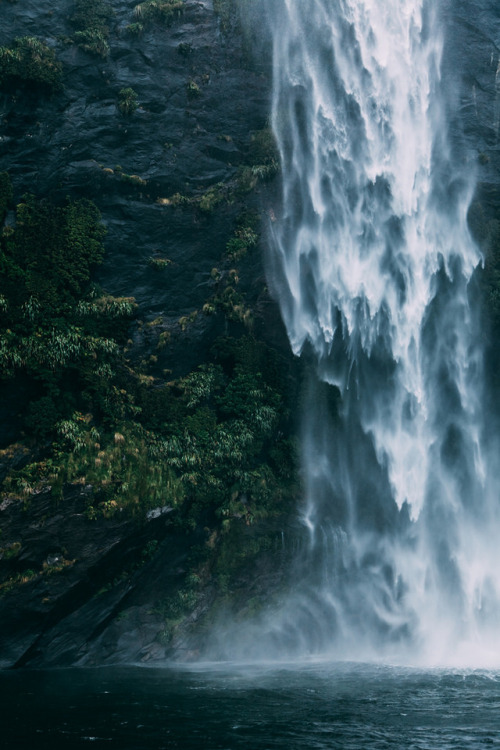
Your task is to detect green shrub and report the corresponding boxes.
[199,184,224,213]
[0,180,297,539]
[118,87,138,116]
[77,295,137,319]
[226,226,258,261]
[186,79,200,97]
[126,22,144,36]
[71,0,112,58]
[25,396,63,438]
[148,257,171,270]
[249,128,278,163]
[73,30,109,58]
[0,38,63,92]
[134,0,184,26]
[237,128,280,192]
[1,196,105,318]
[71,0,112,33]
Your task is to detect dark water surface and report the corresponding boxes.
[2,663,500,749]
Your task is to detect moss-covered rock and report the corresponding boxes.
[0,0,301,667]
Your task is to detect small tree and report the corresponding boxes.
[118,87,138,116]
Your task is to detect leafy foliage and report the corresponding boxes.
[0,176,295,542]
[1,194,105,318]
[71,0,113,58]
[0,37,63,92]
[134,0,184,27]
[226,225,258,262]
[135,335,296,528]
[238,129,280,193]
[118,88,138,116]
[0,186,138,442]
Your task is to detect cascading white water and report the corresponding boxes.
[261,0,500,664]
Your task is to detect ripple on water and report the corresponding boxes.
[1,664,500,749]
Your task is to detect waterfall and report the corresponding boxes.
[259,0,500,665]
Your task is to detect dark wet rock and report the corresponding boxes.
[0,0,498,669]
[0,0,274,325]
[445,0,500,206]
[0,0,292,669]
[0,479,198,668]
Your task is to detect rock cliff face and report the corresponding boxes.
[447,0,500,208]
[1,0,276,371]
[0,0,297,668]
[0,0,499,669]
